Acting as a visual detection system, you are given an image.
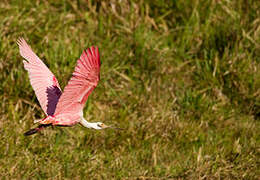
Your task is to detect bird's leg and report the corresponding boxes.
[36,116,54,124]
[33,119,41,123]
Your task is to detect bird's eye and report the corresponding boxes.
[97,123,103,127]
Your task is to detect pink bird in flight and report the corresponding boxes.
[17,38,111,136]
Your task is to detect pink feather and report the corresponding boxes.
[53,46,100,124]
[17,38,62,116]
[18,38,101,130]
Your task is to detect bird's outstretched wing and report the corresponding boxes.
[54,46,100,119]
[17,38,62,116]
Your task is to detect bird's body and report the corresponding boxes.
[17,38,109,135]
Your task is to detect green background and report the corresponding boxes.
[0,0,259,179]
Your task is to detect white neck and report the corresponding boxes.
[80,117,96,129]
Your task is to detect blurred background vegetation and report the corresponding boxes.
[0,0,259,179]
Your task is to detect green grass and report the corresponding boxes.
[0,0,259,179]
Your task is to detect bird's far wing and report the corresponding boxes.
[17,38,62,116]
[54,46,100,119]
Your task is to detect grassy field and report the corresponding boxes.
[0,0,259,179]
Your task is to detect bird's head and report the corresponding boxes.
[95,122,109,130]
[80,118,123,130]
[94,122,124,130]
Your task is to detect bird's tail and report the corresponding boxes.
[24,124,52,136]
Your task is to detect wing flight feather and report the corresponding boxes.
[17,38,62,115]
[54,46,100,119]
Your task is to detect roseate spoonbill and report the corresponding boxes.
[17,38,112,136]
